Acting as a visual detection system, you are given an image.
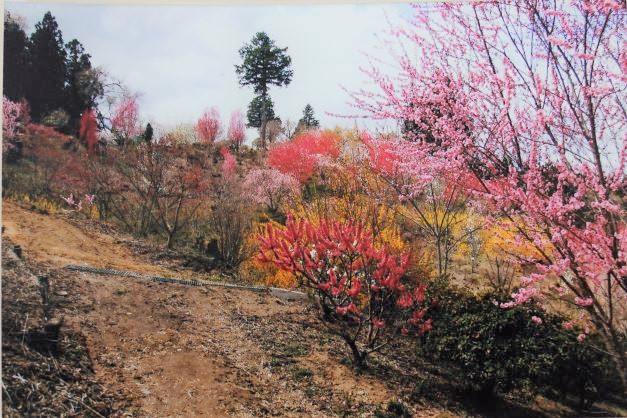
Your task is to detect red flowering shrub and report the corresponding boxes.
[258,216,431,368]
[267,130,341,183]
[79,108,99,155]
[196,107,222,144]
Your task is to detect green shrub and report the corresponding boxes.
[420,288,618,407]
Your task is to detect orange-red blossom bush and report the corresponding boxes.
[258,215,431,368]
[267,130,341,183]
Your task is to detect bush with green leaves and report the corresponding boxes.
[420,288,620,407]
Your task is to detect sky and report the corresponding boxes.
[5,2,413,139]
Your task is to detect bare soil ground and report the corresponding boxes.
[2,200,608,417]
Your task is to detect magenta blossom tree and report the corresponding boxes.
[111,96,140,145]
[227,110,246,152]
[352,1,626,387]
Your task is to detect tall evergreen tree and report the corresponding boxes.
[64,39,100,133]
[235,32,292,149]
[3,12,30,101]
[27,12,67,121]
[299,104,319,129]
[246,95,275,131]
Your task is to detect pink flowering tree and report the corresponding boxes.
[110,96,140,146]
[220,146,237,178]
[196,107,222,144]
[3,96,29,154]
[362,132,481,279]
[227,110,246,152]
[258,216,431,368]
[60,193,96,212]
[3,96,25,139]
[352,1,627,386]
[242,168,300,214]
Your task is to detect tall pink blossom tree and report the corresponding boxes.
[111,96,140,145]
[353,1,627,387]
[242,168,300,213]
[3,96,28,140]
[196,107,222,144]
[227,110,246,152]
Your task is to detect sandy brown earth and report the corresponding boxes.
[2,200,174,275]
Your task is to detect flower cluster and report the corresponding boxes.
[258,216,431,339]
[61,193,96,212]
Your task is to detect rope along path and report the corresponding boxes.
[64,264,307,300]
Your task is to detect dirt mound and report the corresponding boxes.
[2,201,172,275]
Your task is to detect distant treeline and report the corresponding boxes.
[4,11,104,135]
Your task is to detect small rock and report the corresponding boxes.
[56,290,69,296]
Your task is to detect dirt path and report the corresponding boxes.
[2,201,404,417]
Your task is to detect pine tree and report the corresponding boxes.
[27,12,68,121]
[235,32,292,149]
[3,12,30,101]
[299,104,319,129]
[65,39,101,134]
[246,95,275,131]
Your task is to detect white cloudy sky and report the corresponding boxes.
[5,2,413,137]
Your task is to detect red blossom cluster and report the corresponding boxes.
[258,216,432,357]
[79,108,99,155]
[267,130,341,183]
[196,107,222,144]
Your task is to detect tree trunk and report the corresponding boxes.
[602,327,627,395]
[260,90,268,150]
[344,337,367,371]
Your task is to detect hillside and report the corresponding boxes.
[3,200,599,417]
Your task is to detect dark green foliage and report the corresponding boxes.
[3,11,104,133]
[421,288,619,407]
[246,95,275,129]
[235,32,292,148]
[235,32,293,95]
[143,123,154,143]
[64,39,102,134]
[3,13,30,101]
[299,104,319,129]
[27,12,68,121]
